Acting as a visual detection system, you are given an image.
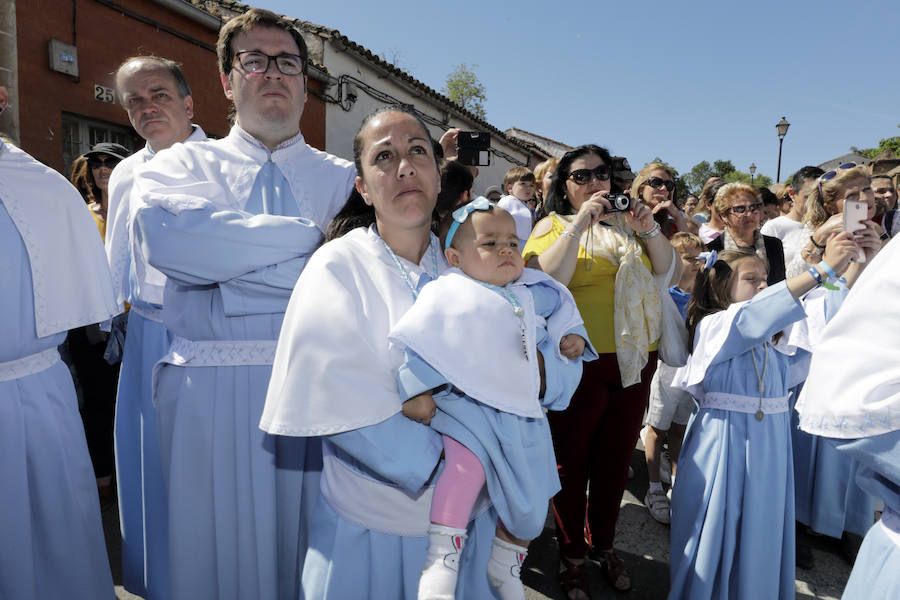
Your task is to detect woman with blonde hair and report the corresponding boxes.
[631,162,689,238]
[705,182,787,284]
[788,164,884,277]
[533,157,559,221]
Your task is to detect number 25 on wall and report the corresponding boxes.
[94,84,115,104]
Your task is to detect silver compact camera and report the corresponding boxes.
[605,193,632,213]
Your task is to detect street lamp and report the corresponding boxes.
[749,163,757,184]
[775,116,790,182]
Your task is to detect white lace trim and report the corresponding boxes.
[162,336,277,367]
[701,392,789,415]
[0,348,60,382]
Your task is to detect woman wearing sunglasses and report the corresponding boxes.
[523,145,677,597]
[631,163,689,238]
[705,182,787,284]
[788,163,884,278]
[74,143,129,239]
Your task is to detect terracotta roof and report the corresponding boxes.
[185,1,541,157]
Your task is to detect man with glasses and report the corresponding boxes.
[762,166,824,266]
[103,55,206,600]
[132,8,355,599]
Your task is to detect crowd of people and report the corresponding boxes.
[1,7,898,600]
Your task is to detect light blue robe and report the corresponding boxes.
[108,127,206,600]
[669,283,805,600]
[397,280,593,540]
[0,205,114,599]
[833,431,900,600]
[135,160,331,600]
[790,289,875,539]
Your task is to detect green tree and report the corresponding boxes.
[442,63,487,120]
[712,160,737,176]
[685,160,714,194]
[853,129,900,159]
[723,170,773,187]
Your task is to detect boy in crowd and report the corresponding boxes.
[498,166,536,249]
[642,232,704,524]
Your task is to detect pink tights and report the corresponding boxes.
[430,435,485,528]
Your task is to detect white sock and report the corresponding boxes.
[649,481,664,494]
[419,525,467,600]
[487,537,528,600]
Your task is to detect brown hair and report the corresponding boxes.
[686,250,762,345]
[670,231,703,255]
[69,155,99,205]
[503,166,535,190]
[217,8,309,78]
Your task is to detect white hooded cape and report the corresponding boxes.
[0,140,118,337]
[796,238,900,438]
[388,267,584,418]
[261,226,446,436]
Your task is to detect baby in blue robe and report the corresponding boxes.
[389,199,595,600]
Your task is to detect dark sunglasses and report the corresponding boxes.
[88,156,120,169]
[728,203,762,215]
[646,177,675,192]
[568,165,611,185]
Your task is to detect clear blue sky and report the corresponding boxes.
[255,0,898,182]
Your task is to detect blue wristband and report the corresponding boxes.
[807,266,823,286]
[817,260,837,280]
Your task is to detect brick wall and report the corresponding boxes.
[16,0,326,172]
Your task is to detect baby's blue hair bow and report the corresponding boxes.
[445,196,494,249]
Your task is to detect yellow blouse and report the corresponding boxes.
[523,214,657,355]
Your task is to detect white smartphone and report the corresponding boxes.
[842,199,867,263]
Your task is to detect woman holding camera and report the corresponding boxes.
[523,145,677,597]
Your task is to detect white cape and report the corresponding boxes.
[796,238,900,438]
[261,226,446,436]
[0,141,118,337]
[388,268,584,418]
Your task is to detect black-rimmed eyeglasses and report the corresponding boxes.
[232,51,304,76]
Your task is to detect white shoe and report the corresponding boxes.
[644,490,671,525]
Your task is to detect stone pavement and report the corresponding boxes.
[106,447,855,600]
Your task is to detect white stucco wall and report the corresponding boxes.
[320,43,529,194]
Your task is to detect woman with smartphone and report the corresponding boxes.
[789,163,884,278]
[784,163,885,566]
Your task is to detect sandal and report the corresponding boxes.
[559,555,591,600]
[599,550,631,592]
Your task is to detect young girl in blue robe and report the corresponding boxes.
[668,233,857,600]
[389,200,596,600]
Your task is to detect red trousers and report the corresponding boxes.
[549,351,657,558]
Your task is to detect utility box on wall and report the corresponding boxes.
[48,39,78,77]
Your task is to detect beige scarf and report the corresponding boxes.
[555,213,661,386]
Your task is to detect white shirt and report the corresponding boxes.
[761,215,805,266]
[105,125,207,309]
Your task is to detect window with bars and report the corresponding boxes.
[61,112,140,175]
